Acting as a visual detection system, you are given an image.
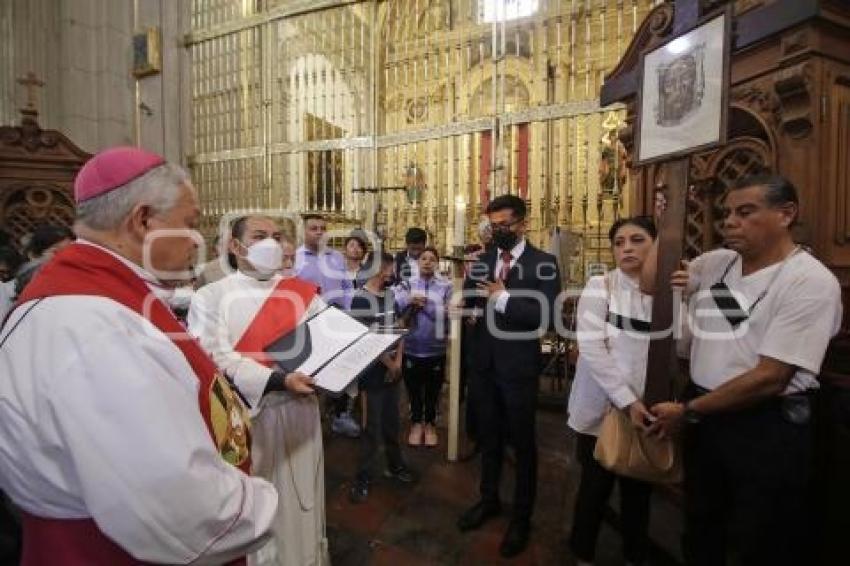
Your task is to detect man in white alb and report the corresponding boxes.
[0,146,277,565]
[645,174,842,566]
[189,215,329,566]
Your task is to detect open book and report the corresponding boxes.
[264,306,404,393]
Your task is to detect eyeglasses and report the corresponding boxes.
[490,218,523,231]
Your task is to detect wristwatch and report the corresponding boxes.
[683,401,703,425]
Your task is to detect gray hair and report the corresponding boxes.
[75,163,190,230]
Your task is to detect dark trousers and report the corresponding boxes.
[357,380,403,481]
[403,355,445,424]
[569,433,651,564]
[477,374,538,522]
[683,398,814,566]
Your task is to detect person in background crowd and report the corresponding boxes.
[348,251,416,503]
[567,216,657,566]
[296,214,350,309]
[457,194,562,558]
[14,224,74,296]
[644,174,842,566]
[395,246,452,447]
[195,232,230,288]
[343,231,369,291]
[0,246,23,283]
[0,247,23,320]
[328,230,371,439]
[394,227,427,283]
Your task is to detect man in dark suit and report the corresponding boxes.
[457,195,562,557]
[394,227,427,283]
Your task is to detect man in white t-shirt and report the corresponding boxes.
[644,175,841,566]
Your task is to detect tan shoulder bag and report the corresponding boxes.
[591,273,682,484]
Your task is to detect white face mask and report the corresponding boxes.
[244,238,283,277]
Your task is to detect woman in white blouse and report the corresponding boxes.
[567,216,657,566]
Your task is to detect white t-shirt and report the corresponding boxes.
[568,269,653,435]
[685,248,841,394]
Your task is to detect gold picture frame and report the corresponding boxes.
[132,27,162,79]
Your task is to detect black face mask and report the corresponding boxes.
[492,229,518,252]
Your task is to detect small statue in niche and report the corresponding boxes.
[404,163,426,205]
[598,127,628,196]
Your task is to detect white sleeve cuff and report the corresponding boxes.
[610,386,638,410]
[494,291,510,313]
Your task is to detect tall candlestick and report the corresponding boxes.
[454,194,467,249]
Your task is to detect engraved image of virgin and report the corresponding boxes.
[655,45,705,127]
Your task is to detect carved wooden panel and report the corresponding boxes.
[682,136,772,257]
[832,79,850,246]
[0,184,75,243]
[0,111,89,252]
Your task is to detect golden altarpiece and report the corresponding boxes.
[186,0,662,283]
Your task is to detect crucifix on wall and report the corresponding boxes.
[17,72,44,115]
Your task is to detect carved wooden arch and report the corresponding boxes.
[687,134,773,256]
[0,109,90,252]
[0,183,76,245]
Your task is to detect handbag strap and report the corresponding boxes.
[602,272,611,352]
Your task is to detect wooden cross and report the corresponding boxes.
[17,72,44,111]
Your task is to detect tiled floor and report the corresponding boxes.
[323,400,684,566]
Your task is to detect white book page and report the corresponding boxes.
[293,308,367,375]
[312,332,402,393]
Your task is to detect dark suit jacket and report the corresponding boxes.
[464,242,561,381]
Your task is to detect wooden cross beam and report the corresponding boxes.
[17,72,44,111]
[644,157,689,405]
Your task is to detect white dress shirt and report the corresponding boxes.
[567,269,653,435]
[493,237,527,313]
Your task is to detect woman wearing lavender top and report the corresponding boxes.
[394,247,453,447]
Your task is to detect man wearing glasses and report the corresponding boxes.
[456,194,561,558]
[645,175,841,566]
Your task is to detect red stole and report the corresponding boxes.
[14,242,252,565]
[233,276,318,367]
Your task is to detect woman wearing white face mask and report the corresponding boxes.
[188,216,330,566]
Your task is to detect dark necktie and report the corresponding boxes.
[499,251,513,282]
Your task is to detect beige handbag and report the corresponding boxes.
[593,407,682,484]
[589,272,683,484]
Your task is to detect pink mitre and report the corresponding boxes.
[74,146,166,204]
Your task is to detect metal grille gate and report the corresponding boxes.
[186,0,659,280]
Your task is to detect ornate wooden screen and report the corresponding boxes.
[0,107,90,252]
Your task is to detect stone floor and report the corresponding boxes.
[323,397,685,566]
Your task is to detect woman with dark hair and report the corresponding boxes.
[395,246,452,447]
[567,216,657,566]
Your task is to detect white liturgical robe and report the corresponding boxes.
[189,271,330,566]
[0,241,277,564]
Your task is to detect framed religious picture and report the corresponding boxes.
[132,27,162,79]
[635,9,730,165]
